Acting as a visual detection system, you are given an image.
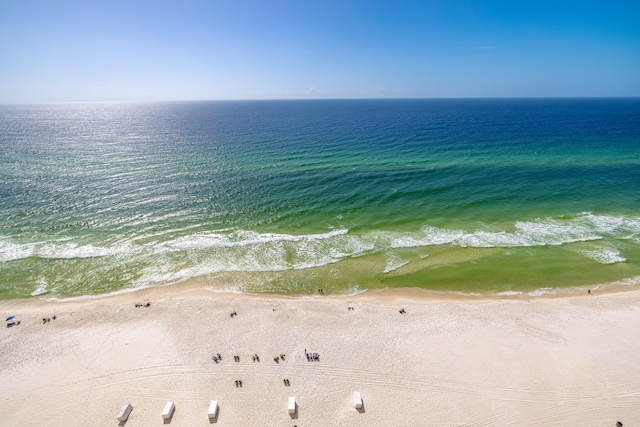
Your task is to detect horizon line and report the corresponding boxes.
[2,96,640,106]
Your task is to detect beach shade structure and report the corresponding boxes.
[353,392,362,409]
[288,396,296,414]
[6,316,15,322]
[162,401,175,420]
[207,401,218,420]
[116,403,133,422]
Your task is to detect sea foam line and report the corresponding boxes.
[2,213,639,269]
[390,213,640,250]
[165,228,349,250]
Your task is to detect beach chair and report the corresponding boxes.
[208,401,218,419]
[117,403,133,422]
[353,392,362,409]
[288,396,296,414]
[162,401,175,420]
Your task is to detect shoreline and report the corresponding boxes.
[2,276,640,311]
[2,283,639,426]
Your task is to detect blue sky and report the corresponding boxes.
[1,0,639,102]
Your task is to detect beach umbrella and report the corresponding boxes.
[6,316,15,321]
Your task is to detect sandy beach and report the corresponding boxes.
[1,286,639,427]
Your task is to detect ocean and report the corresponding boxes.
[1,98,639,299]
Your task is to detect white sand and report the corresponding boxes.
[1,286,639,426]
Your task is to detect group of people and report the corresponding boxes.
[134,302,151,308]
[305,351,320,361]
[229,311,238,317]
[214,353,266,362]
[215,350,321,363]
[7,314,57,328]
[234,380,243,387]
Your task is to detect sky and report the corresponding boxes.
[1,0,639,103]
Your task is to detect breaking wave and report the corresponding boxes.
[391,214,640,250]
[2,214,639,272]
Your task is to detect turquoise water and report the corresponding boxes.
[1,99,639,298]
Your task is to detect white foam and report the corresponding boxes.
[31,278,49,296]
[42,282,161,302]
[340,286,366,296]
[391,227,463,248]
[36,241,133,259]
[606,276,640,287]
[527,287,557,297]
[387,213,640,250]
[581,213,640,238]
[157,228,370,278]
[167,228,349,250]
[496,291,524,296]
[134,246,350,287]
[130,228,373,287]
[383,252,409,273]
[0,239,37,262]
[576,248,626,264]
[0,237,134,261]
